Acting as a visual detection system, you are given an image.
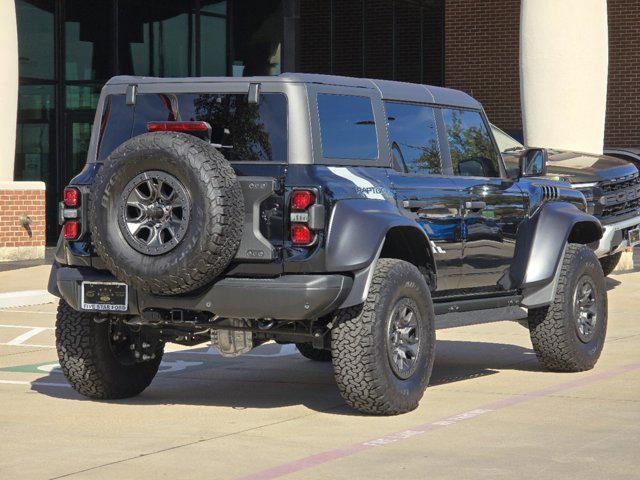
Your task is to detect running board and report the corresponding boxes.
[433,294,523,315]
[436,306,527,329]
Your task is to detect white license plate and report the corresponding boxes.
[81,281,128,312]
[628,227,640,246]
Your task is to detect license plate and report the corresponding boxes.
[628,227,640,246]
[81,282,128,312]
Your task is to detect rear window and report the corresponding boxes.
[317,93,378,160]
[130,92,288,162]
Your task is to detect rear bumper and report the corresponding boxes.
[594,215,640,257]
[52,265,353,320]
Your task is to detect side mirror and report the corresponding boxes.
[519,147,548,178]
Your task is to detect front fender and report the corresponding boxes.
[511,202,602,307]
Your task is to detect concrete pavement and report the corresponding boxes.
[0,264,638,479]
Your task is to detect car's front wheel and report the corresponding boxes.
[527,244,607,372]
[331,259,435,415]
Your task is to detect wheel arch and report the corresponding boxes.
[326,199,436,308]
[512,202,603,308]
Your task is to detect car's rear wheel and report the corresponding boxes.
[527,244,607,372]
[331,258,435,415]
[56,300,163,399]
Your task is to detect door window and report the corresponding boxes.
[385,102,442,174]
[317,94,378,160]
[442,109,500,178]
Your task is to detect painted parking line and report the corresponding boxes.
[5,327,48,346]
[0,290,56,309]
[0,379,70,388]
[235,362,640,480]
[0,324,55,348]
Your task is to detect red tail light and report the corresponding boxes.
[290,224,314,245]
[63,221,80,240]
[147,121,210,133]
[63,187,80,207]
[291,190,316,211]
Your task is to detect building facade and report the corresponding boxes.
[1,0,639,256]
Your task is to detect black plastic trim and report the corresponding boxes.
[55,267,352,321]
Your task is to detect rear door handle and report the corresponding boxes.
[464,201,487,211]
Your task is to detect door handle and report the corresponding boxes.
[464,201,486,211]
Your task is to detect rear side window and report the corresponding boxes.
[442,108,500,178]
[385,102,442,175]
[317,93,378,160]
[131,93,288,162]
[96,95,134,162]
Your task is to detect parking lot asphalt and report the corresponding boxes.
[0,262,638,480]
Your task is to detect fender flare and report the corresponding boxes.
[511,202,602,308]
[324,199,435,308]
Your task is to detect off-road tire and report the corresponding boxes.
[55,300,163,399]
[89,131,243,295]
[599,252,622,276]
[296,343,332,362]
[527,244,607,372]
[331,258,435,415]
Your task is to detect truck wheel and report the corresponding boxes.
[296,343,332,362]
[527,244,607,372]
[89,131,243,295]
[331,259,435,415]
[55,300,163,399]
[599,252,622,276]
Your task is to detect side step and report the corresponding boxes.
[433,294,522,315]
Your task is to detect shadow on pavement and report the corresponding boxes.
[30,338,541,414]
[606,277,622,291]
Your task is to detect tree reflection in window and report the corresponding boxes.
[442,108,499,178]
[385,102,441,174]
[191,93,287,162]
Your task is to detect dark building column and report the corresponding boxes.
[282,0,300,72]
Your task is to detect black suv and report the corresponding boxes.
[50,74,607,415]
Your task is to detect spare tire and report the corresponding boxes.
[89,131,243,295]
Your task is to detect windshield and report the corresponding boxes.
[490,124,524,153]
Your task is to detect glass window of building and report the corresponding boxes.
[385,102,442,175]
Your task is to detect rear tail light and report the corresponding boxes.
[289,189,319,246]
[291,190,316,211]
[63,221,80,240]
[61,187,81,240]
[63,187,80,207]
[290,224,314,246]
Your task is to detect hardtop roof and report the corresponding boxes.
[106,73,481,110]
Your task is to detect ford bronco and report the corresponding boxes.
[49,74,607,415]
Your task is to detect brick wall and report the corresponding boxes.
[0,183,46,261]
[444,0,640,146]
[606,0,640,147]
[444,0,522,135]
